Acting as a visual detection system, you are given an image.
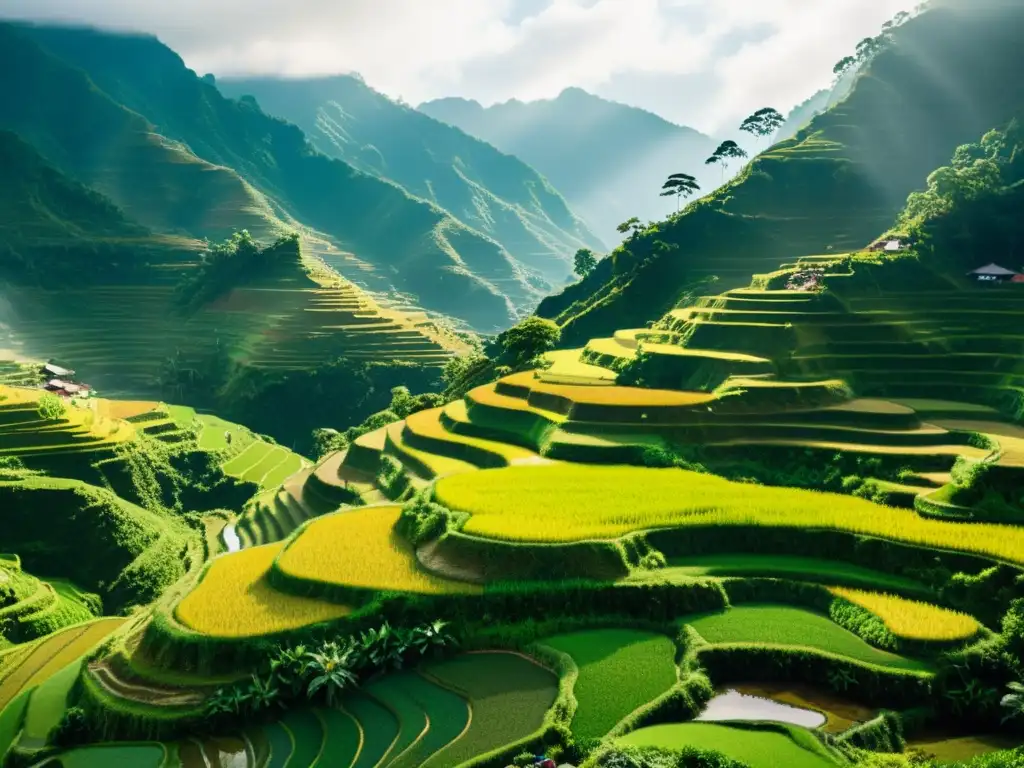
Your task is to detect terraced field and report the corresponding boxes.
[274,506,480,596]
[0,249,462,400]
[682,606,930,671]
[619,721,841,768]
[435,464,1024,567]
[541,629,678,739]
[175,544,351,637]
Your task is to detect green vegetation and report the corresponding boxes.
[535,2,1024,343]
[217,75,603,293]
[618,722,840,768]
[683,606,930,671]
[421,653,559,767]
[542,629,678,740]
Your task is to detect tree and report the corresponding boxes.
[739,108,785,144]
[616,217,643,239]
[37,393,67,421]
[705,140,749,181]
[495,317,561,363]
[660,173,701,212]
[832,55,858,80]
[573,248,598,277]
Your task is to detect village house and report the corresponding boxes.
[969,263,1019,282]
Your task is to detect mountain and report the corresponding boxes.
[3,23,542,330]
[535,0,1024,345]
[216,75,603,287]
[0,128,195,282]
[419,88,718,245]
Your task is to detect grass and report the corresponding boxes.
[542,629,677,740]
[315,708,361,768]
[421,652,558,768]
[541,349,618,383]
[619,722,840,768]
[829,587,982,642]
[175,544,350,638]
[633,555,926,593]
[683,605,929,671]
[385,422,477,478]
[435,465,1024,567]
[275,506,480,595]
[55,744,168,767]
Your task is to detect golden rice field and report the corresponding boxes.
[275,506,480,594]
[500,371,715,407]
[95,399,162,421]
[468,383,566,421]
[405,407,537,463]
[829,587,982,642]
[435,465,1024,566]
[175,544,350,638]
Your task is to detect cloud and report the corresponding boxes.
[0,0,913,132]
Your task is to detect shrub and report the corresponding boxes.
[397,492,467,547]
[37,392,67,420]
[51,706,93,748]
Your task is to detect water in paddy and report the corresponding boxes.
[221,523,241,553]
[697,689,826,728]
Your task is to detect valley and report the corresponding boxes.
[0,1,1022,767]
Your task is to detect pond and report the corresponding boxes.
[696,689,826,729]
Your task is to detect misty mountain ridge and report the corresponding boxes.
[419,87,720,245]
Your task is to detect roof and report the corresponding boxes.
[883,240,901,251]
[46,379,71,389]
[970,263,1018,276]
[43,363,73,377]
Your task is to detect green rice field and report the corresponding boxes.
[542,629,678,740]
[682,605,930,671]
[635,555,926,594]
[421,652,558,768]
[619,722,840,768]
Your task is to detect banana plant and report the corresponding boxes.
[410,620,454,658]
[1000,681,1024,723]
[269,644,309,698]
[306,642,357,706]
[246,673,282,714]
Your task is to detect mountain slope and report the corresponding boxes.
[420,88,718,245]
[9,23,530,330]
[217,75,604,285]
[535,0,1024,345]
[0,24,283,244]
[0,128,196,282]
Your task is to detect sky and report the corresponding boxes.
[0,0,913,133]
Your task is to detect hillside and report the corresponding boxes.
[420,87,718,245]
[5,23,538,331]
[217,75,603,288]
[534,0,1024,345]
[0,130,198,284]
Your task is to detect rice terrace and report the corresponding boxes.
[1,2,1024,767]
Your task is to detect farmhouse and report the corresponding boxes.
[42,363,74,378]
[969,263,1018,282]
